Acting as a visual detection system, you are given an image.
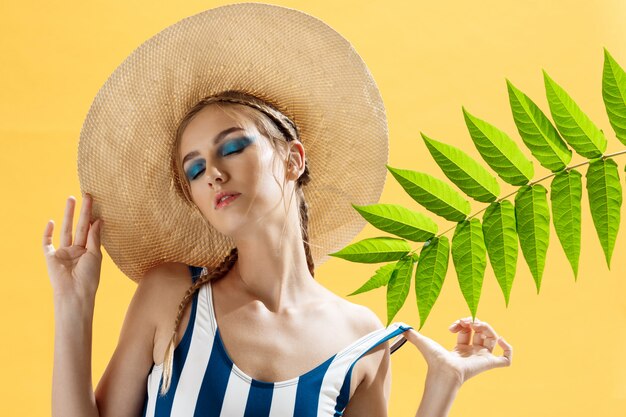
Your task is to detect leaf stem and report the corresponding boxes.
[434,149,626,239]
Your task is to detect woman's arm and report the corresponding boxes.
[414,367,462,417]
[341,340,392,416]
[51,267,161,417]
[405,318,513,417]
[343,316,512,416]
[341,342,461,417]
[44,195,103,417]
[341,307,462,417]
[45,195,157,417]
[52,296,100,417]
[93,266,164,417]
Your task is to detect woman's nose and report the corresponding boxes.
[205,165,227,187]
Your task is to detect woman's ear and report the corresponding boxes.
[286,140,306,180]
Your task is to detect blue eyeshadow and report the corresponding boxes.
[186,161,205,180]
[185,136,254,180]
[220,136,253,156]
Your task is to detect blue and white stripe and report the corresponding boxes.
[142,266,412,417]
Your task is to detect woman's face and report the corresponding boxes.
[178,104,292,238]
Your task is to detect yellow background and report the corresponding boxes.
[2,0,626,415]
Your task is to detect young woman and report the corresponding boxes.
[42,5,512,417]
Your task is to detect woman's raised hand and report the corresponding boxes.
[42,194,103,303]
[403,317,513,386]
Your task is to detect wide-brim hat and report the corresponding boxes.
[77,2,389,282]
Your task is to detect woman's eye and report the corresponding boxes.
[221,137,252,156]
[186,137,253,181]
[187,163,205,181]
[223,148,244,156]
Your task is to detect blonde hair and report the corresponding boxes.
[160,90,314,396]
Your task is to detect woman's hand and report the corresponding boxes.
[403,317,513,386]
[42,194,103,303]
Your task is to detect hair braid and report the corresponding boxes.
[298,191,315,278]
[159,247,239,396]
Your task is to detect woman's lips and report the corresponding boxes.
[215,193,241,209]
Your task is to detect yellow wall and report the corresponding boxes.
[2,0,626,415]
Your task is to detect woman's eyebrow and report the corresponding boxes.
[181,126,245,165]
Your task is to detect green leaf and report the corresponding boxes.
[481,201,518,307]
[451,218,487,318]
[550,169,582,279]
[351,203,437,242]
[328,237,411,263]
[506,78,572,172]
[386,166,470,222]
[414,237,450,330]
[602,48,626,146]
[346,262,396,296]
[421,133,500,202]
[514,184,550,293]
[386,256,416,326]
[543,70,607,158]
[462,107,534,185]
[586,158,622,268]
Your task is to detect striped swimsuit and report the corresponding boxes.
[142,265,413,417]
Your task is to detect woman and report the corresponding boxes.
[43,4,512,417]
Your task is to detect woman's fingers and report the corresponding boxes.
[403,328,430,352]
[403,328,447,358]
[86,218,102,256]
[471,320,499,350]
[492,337,513,367]
[472,324,497,352]
[472,320,498,338]
[449,317,499,350]
[74,193,92,248]
[449,317,474,345]
[449,317,508,354]
[471,321,487,347]
[60,196,76,247]
[42,219,55,257]
[46,193,101,255]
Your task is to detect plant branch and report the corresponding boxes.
[433,149,626,239]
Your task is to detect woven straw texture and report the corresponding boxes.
[77,2,388,282]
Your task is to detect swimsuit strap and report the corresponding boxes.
[188,265,204,284]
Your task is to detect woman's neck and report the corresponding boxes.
[230,223,318,314]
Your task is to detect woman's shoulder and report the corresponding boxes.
[138,262,195,317]
[329,296,388,389]
[322,289,386,338]
[140,262,200,365]
[344,300,386,336]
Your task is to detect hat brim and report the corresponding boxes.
[77,2,389,282]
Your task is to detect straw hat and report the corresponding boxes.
[77,2,389,282]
